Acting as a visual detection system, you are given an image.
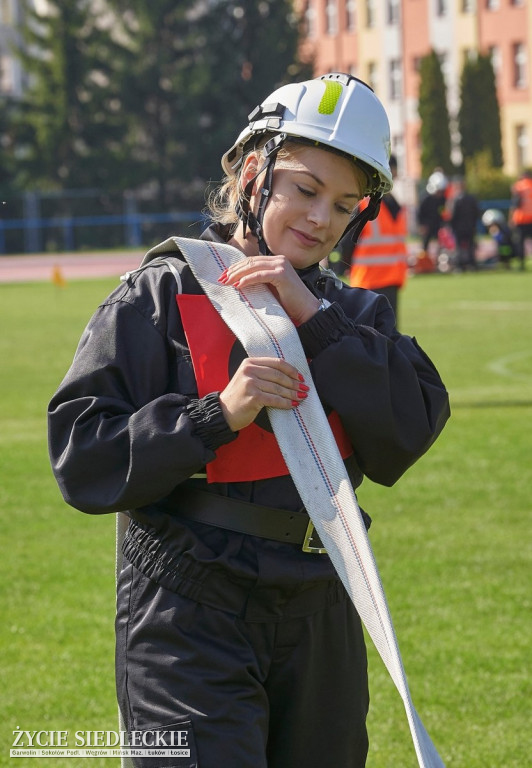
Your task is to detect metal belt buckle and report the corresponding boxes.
[302,520,327,554]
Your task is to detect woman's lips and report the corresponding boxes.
[290,228,321,246]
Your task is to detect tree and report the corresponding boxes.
[465,151,512,201]
[8,0,311,209]
[0,95,17,197]
[11,0,127,191]
[106,0,312,209]
[417,50,453,179]
[191,1,313,188]
[458,54,503,169]
[98,0,205,208]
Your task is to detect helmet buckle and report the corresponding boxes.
[263,133,286,157]
[248,102,285,124]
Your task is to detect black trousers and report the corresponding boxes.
[514,223,532,269]
[116,561,369,768]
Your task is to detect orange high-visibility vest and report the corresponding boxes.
[350,198,408,290]
[511,177,532,225]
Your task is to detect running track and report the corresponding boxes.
[0,241,498,284]
[0,251,145,283]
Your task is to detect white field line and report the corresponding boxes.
[487,349,532,380]
[454,301,532,311]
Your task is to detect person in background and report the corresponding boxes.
[510,169,532,271]
[47,73,450,768]
[481,208,516,269]
[449,179,480,272]
[416,170,449,266]
[347,154,408,324]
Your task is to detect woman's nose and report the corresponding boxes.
[307,200,331,227]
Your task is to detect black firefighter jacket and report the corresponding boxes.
[48,226,450,616]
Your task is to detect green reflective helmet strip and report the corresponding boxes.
[318,81,343,115]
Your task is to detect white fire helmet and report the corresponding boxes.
[222,73,393,197]
[481,208,506,228]
[426,170,449,195]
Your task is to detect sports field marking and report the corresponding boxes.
[487,349,532,380]
[454,301,532,312]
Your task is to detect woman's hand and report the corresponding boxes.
[218,356,309,432]
[218,255,321,325]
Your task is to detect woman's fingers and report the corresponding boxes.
[218,256,321,324]
[219,256,288,286]
[238,357,307,405]
[218,357,309,432]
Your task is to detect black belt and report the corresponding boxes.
[172,486,327,554]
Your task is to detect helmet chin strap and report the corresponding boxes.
[236,134,286,256]
[339,194,382,248]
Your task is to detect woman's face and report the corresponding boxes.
[251,144,365,269]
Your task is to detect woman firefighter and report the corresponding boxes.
[48,73,450,768]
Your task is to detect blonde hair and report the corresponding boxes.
[206,137,289,226]
[206,138,368,226]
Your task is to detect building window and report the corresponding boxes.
[486,0,499,10]
[389,59,402,101]
[0,0,12,24]
[438,51,450,82]
[513,43,527,89]
[303,0,316,39]
[325,0,338,35]
[462,0,475,12]
[0,55,13,93]
[392,134,404,172]
[367,61,378,92]
[366,0,376,28]
[436,0,447,16]
[488,45,501,81]
[387,0,399,24]
[516,125,528,170]
[346,0,356,31]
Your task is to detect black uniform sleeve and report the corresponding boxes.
[297,290,450,487]
[48,271,237,515]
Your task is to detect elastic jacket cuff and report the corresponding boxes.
[297,301,349,359]
[185,392,238,452]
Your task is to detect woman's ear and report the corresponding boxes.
[241,153,260,191]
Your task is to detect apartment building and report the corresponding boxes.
[296,0,532,184]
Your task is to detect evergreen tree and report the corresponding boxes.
[101,0,210,209]
[11,0,126,191]
[8,0,310,207]
[192,1,312,188]
[0,95,16,197]
[417,50,453,178]
[459,54,503,169]
[106,0,312,209]
[458,58,477,166]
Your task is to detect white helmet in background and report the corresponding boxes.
[223,73,392,196]
[222,73,393,253]
[426,170,449,195]
[481,208,505,227]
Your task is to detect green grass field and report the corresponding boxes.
[1,267,531,767]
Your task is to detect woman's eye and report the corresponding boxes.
[296,185,315,197]
[337,204,353,215]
